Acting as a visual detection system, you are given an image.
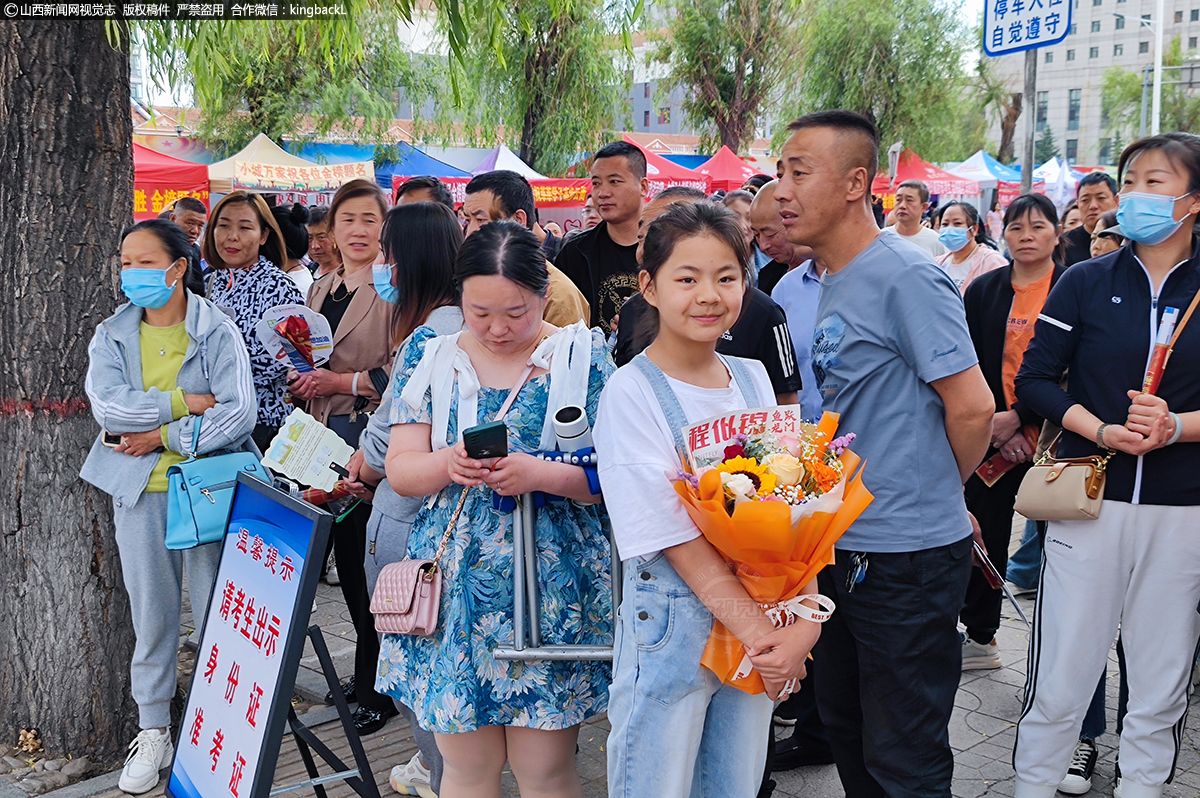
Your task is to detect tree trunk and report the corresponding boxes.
[0,21,138,764]
[998,91,1022,164]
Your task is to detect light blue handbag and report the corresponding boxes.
[165,417,272,550]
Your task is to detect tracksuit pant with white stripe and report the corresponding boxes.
[1014,501,1200,798]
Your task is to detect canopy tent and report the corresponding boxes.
[296,142,470,190]
[697,146,760,193]
[472,144,546,179]
[133,143,210,220]
[661,154,710,170]
[871,148,980,197]
[208,134,320,194]
[1022,157,1083,212]
[420,146,495,173]
[621,134,711,194]
[949,150,1044,206]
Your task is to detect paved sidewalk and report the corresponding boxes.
[170,569,1200,797]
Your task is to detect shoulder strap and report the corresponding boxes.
[1168,284,1200,351]
[631,353,689,457]
[723,356,764,408]
[495,363,536,423]
[188,416,202,458]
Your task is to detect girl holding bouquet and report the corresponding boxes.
[595,202,820,797]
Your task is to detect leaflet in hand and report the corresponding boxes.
[255,304,333,374]
[261,409,353,492]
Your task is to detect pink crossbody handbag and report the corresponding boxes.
[371,361,536,636]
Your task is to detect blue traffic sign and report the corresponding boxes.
[983,0,1073,57]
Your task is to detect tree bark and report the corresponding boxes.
[998,91,1022,164]
[0,21,137,763]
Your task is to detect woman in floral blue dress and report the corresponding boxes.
[379,220,613,798]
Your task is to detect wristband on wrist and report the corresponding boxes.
[351,371,360,397]
[1096,423,1109,449]
[784,594,836,624]
[1167,412,1184,446]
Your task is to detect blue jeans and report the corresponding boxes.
[607,551,773,797]
[1007,519,1043,590]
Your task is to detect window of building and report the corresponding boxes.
[1068,88,1082,131]
[1116,15,1124,28]
[643,110,650,127]
[657,106,671,125]
[1090,46,1100,58]
[1099,139,1113,165]
[1070,23,1077,34]
[1192,36,1198,49]
[1142,13,1151,21]
[1067,49,1076,60]
[1140,41,1150,53]
[1046,50,1054,63]
[643,83,650,99]
[1037,91,1049,133]
[1066,139,1079,164]
[1193,9,1199,21]
[1115,43,1124,55]
[1092,20,1101,31]
[1092,0,1101,5]
[1176,10,1184,23]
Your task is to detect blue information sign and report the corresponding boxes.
[167,474,332,798]
[982,0,1073,57]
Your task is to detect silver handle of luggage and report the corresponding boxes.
[492,491,622,662]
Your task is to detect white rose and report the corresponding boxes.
[721,472,757,498]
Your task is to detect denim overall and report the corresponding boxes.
[607,353,775,798]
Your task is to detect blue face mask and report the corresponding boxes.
[373,262,398,304]
[937,226,971,253]
[1116,192,1194,246]
[121,264,179,309]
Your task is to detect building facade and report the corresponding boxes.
[988,0,1200,166]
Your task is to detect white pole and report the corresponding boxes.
[1153,0,1164,135]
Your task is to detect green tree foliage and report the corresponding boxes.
[424,0,633,175]
[784,0,979,162]
[1035,124,1060,162]
[651,0,802,153]
[176,17,440,156]
[1102,37,1200,143]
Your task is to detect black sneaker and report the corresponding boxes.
[352,704,398,736]
[325,676,356,705]
[1058,738,1097,795]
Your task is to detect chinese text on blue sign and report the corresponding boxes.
[983,0,1073,57]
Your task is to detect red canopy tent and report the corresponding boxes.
[133,143,210,220]
[871,148,980,198]
[697,146,760,193]
[621,134,711,195]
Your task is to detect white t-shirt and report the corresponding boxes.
[594,357,775,562]
[286,266,315,296]
[883,224,947,257]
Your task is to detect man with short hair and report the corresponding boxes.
[1062,172,1119,265]
[775,110,994,798]
[751,181,811,296]
[884,180,947,257]
[463,170,590,327]
[395,175,455,211]
[169,196,208,295]
[556,141,649,333]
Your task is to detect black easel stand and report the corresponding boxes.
[270,626,381,798]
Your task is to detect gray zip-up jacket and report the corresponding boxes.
[360,305,465,522]
[81,292,258,510]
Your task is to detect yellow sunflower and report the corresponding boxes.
[714,456,778,497]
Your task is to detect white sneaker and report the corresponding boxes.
[389,754,437,797]
[1058,738,1097,794]
[119,729,173,795]
[961,637,1002,670]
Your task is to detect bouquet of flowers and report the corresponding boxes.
[672,410,873,694]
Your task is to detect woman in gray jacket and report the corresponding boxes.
[81,220,257,796]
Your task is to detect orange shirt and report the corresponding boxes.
[1003,271,1054,409]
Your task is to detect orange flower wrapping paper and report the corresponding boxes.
[672,412,874,694]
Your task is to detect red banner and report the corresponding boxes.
[394,176,592,208]
[133,185,210,221]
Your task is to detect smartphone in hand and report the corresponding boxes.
[463,421,508,460]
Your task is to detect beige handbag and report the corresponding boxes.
[1014,448,1114,521]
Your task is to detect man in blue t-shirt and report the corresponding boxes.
[775,110,995,798]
